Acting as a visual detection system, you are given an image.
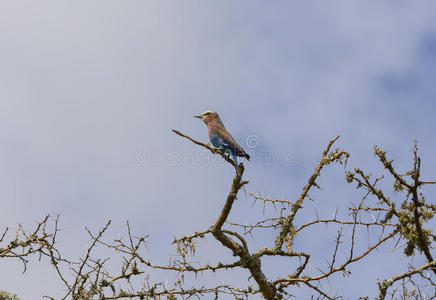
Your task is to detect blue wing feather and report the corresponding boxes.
[211,128,250,161]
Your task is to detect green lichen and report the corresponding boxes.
[0,290,21,300]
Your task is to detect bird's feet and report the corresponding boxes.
[209,145,221,154]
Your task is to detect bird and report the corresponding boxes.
[195,111,250,168]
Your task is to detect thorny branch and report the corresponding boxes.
[274,135,349,252]
[0,215,64,274]
[0,132,434,299]
[377,260,436,300]
[175,129,277,299]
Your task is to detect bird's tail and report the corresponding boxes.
[232,153,241,176]
[233,153,247,196]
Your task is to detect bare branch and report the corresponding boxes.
[377,260,436,300]
[274,135,349,252]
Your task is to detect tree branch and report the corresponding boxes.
[274,135,348,252]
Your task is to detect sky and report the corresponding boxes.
[0,1,435,299]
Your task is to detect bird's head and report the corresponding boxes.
[194,110,219,125]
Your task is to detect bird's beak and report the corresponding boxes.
[194,115,202,119]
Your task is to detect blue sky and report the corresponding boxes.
[0,1,435,299]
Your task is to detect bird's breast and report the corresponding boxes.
[210,131,223,148]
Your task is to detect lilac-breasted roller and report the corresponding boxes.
[195,111,250,166]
